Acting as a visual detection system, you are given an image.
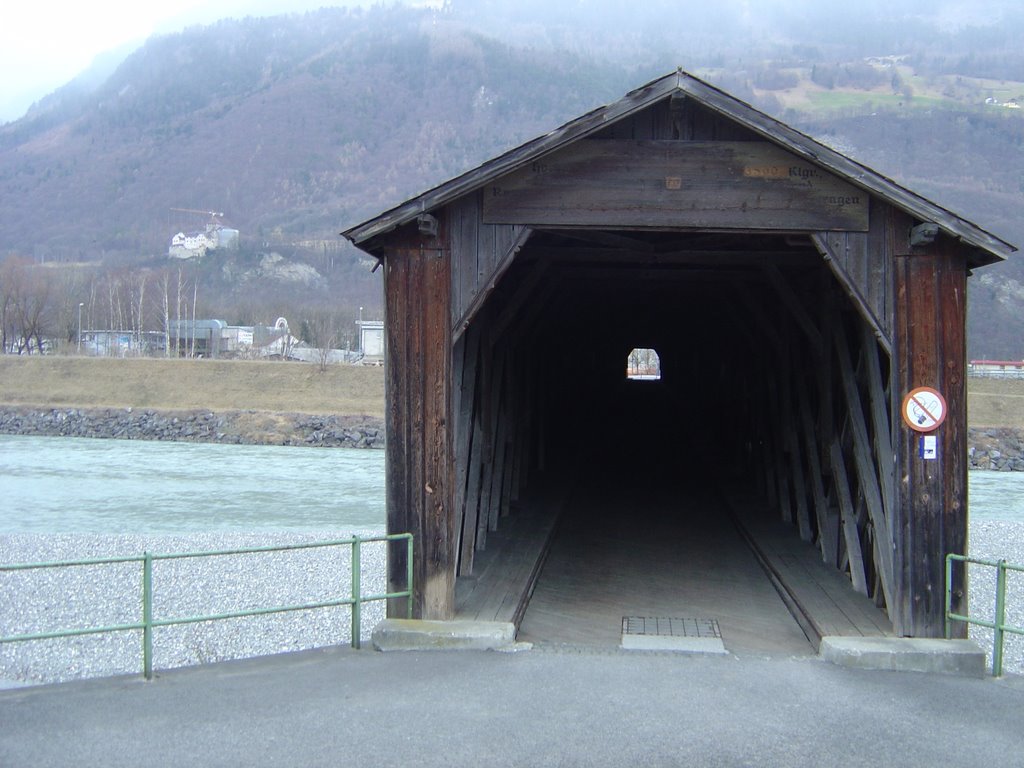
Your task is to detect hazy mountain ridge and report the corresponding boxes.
[2,3,1024,354]
[0,6,631,263]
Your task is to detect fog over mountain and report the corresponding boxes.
[1,0,1023,354]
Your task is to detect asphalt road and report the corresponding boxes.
[2,646,1022,767]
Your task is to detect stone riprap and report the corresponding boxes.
[0,406,383,449]
[969,427,1024,470]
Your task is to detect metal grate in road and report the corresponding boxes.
[620,616,727,653]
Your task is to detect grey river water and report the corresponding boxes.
[2,434,1024,532]
[0,435,384,534]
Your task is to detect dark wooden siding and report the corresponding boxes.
[448,192,527,333]
[813,199,903,351]
[893,234,968,637]
[382,227,453,620]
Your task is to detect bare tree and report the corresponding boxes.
[6,259,56,354]
[160,269,172,357]
[308,311,337,372]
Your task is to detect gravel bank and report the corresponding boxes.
[964,520,1024,675]
[0,532,388,687]
[2,522,1021,687]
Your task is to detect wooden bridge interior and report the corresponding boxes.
[449,227,898,650]
[346,72,1010,644]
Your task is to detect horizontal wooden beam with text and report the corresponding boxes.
[482,140,870,232]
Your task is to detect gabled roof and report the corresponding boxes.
[342,69,1015,266]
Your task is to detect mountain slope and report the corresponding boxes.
[2,4,1024,355]
[0,6,632,262]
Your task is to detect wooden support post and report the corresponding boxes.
[861,323,897,553]
[829,439,869,595]
[383,229,453,620]
[476,342,505,550]
[796,372,830,559]
[892,237,968,638]
[782,359,813,542]
[454,328,480,575]
[833,314,897,623]
[767,368,793,525]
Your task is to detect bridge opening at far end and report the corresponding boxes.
[626,347,662,381]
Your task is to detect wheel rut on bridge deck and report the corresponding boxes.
[516,481,814,657]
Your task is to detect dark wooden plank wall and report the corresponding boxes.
[813,197,896,350]
[893,234,969,638]
[448,284,551,578]
[381,227,453,620]
[448,192,526,330]
[592,98,761,142]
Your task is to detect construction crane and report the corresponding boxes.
[170,207,224,222]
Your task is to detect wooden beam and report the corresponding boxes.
[527,246,819,268]
[381,227,454,620]
[892,237,969,637]
[781,354,813,542]
[735,285,785,353]
[829,439,869,595]
[485,259,553,343]
[763,265,823,357]
[452,227,532,341]
[796,371,830,559]
[453,329,480,575]
[833,313,897,619]
[483,140,870,231]
[812,233,893,354]
[861,323,896,533]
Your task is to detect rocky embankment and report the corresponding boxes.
[0,406,384,448]
[2,406,1023,467]
[968,427,1024,470]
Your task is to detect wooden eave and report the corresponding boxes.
[341,70,1015,268]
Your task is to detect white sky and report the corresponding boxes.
[0,0,377,123]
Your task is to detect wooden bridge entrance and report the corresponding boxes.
[343,70,1013,641]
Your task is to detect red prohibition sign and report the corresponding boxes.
[901,386,947,432]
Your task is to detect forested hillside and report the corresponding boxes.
[1,1,1023,355]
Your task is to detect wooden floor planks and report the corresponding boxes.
[454,482,566,626]
[452,470,891,654]
[516,483,815,656]
[727,492,893,647]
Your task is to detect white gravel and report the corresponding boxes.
[0,532,388,687]
[2,521,1022,686]
[964,520,1024,676]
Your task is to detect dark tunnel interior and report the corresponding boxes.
[479,229,835,489]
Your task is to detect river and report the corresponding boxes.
[0,435,384,534]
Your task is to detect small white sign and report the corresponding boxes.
[920,435,938,460]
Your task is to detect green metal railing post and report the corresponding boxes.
[351,537,361,650]
[945,555,953,640]
[993,560,1007,677]
[1,534,416,681]
[142,552,153,680]
[406,535,414,619]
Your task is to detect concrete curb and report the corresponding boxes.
[819,636,987,677]
[371,619,517,652]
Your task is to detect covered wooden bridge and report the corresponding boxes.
[343,70,1013,645]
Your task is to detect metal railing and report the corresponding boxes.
[0,533,413,680]
[945,553,1024,676]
